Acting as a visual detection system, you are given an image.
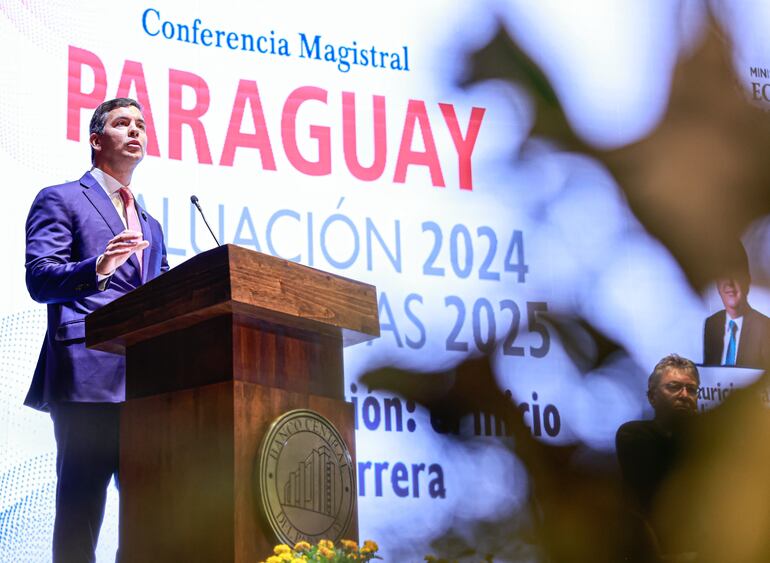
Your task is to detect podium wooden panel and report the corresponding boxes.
[86,245,379,562]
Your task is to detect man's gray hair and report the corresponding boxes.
[647,353,700,394]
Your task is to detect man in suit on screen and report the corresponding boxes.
[25,97,168,562]
[703,242,770,369]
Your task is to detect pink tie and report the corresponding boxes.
[119,187,143,275]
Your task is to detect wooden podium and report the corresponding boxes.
[86,245,379,562]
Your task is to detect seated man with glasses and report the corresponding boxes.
[616,354,700,561]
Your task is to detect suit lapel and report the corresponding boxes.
[737,308,757,367]
[80,171,141,280]
[81,171,125,236]
[137,202,153,284]
[708,310,726,364]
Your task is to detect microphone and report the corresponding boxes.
[190,195,221,247]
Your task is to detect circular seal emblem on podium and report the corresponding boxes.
[258,409,355,545]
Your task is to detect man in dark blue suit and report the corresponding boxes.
[703,242,770,369]
[25,97,168,562]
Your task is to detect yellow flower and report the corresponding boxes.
[360,539,379,555]
[318,539,334,550]
[318,546,335,559]
[279,553,293,562]
[265,556,282,563]
[340,539,359,552]
[274,544,292,555]
[294,541,312,552]
[291,559,305,563]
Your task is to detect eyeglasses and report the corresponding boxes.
[662,382,699,395]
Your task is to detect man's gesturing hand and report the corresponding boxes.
[96,230,149,275]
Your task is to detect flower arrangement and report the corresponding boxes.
[261,539,381,563]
